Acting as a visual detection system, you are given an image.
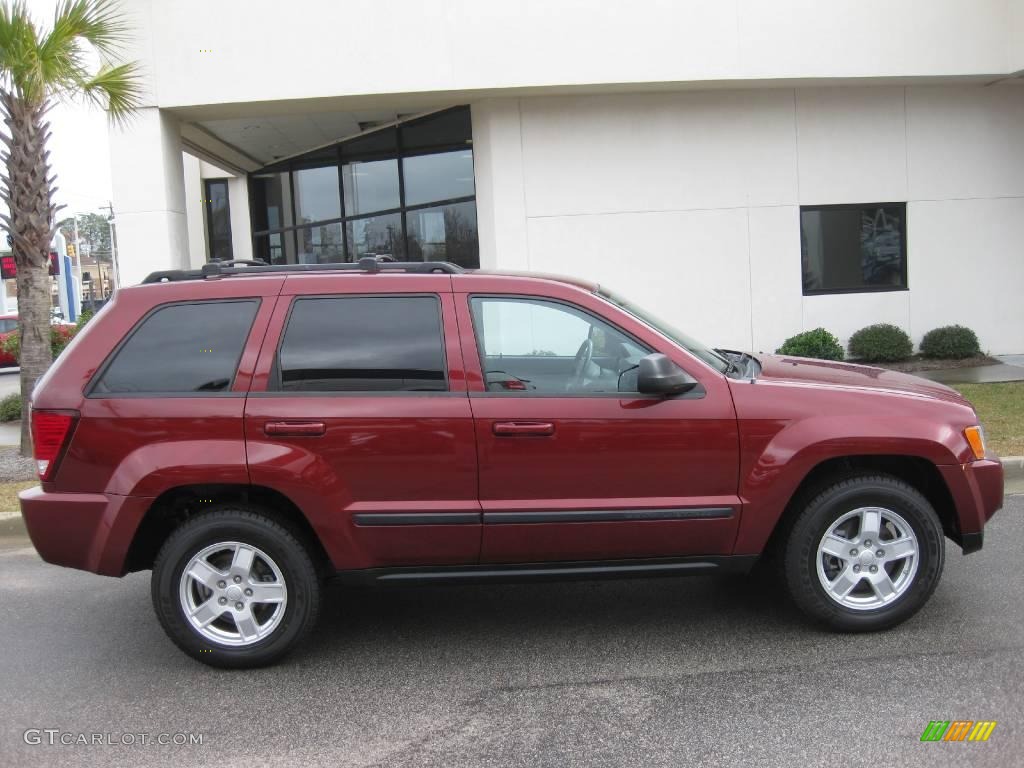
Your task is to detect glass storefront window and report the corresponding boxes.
[294,165,341,224]
[251,171,293,231]
[403,150,474,206]
[405,200,477,267]
[346,213,404,261]
[342,159,400,216]
[296,223,344,264]
[249,107,478,268]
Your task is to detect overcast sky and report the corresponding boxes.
[8,0,115,218]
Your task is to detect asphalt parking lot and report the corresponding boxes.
[1,495,1020,768]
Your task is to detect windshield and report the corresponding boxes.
[596,286,731,374]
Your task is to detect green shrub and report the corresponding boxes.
[776,328,845,361]
[76,308,95,330]
[920,325,981,359]
[1,324,77,363]
[848,323,913,362]
[0,393,21,422]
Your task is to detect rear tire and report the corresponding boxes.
[151,506,321,668]
[784,474,944,632]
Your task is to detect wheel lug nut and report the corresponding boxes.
[233,575,241,583]
[864,540,872,547]
[235,602,244,610]
[244,588,253,596]
[218,597,227,605]
[870,565,878,573]
[217,580,226,588]
[850,548,858,556]
[876,550,884,557]
[853,565,861,572]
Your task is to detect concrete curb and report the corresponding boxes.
[1001,456,1024,481]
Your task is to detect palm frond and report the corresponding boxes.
[77,59,143,126]
[0,2,45,100]
[44,1,131,63]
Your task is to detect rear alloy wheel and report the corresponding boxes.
[152,507,321,668]
[785,474,945,631]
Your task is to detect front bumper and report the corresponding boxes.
[938,458,1004,554]
[19,486,151,576]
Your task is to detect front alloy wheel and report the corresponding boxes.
[815,507,919,610]
[785,474,945,632]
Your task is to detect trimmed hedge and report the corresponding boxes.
[920,325,981,359]
[0,393,20,422]
[776,328,845,361]
[848,323,913,362]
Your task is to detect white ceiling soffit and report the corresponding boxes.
[194,108,434,167]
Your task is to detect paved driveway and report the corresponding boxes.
[1,496,1021,768]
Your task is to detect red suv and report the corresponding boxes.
[20,259,1003,668]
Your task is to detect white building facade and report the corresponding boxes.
[109,0,1024,354]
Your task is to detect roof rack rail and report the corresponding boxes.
[142,256,464,284]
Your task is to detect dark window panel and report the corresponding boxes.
[253,231,294,265]
[801,204,907,294]
[340,127,398,161]
[296,222,345,264]
[204,179,233,261]
[342,158,400,216]
[401,108,473,151]
[251,171,293,231]
[277,296,446,392]
[402,150,475,207]
[294,165,341,223]
[346,213,405,261]
[405,201,477,268]
[94,301,259,394]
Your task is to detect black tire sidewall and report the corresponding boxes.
[152,509,320,668]
[785,476,945,632]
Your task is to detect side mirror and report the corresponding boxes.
[637,353,697,396]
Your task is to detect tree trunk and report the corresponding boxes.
[0,92,58,457]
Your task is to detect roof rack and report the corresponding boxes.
[142,256,464,284]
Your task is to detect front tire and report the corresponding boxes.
[152,507,321,668]
[784,474,945,632]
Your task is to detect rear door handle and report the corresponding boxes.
[492,421,555,437]
[264,421,326,437]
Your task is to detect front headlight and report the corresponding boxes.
[964,425,987,461]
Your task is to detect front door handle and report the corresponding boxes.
[264,421,326,437]
[492,421,555,437]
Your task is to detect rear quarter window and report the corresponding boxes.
[91,300,259,395]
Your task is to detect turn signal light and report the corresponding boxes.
[31,410,77,481]
[964,426,987,461]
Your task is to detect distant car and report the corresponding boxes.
[0,313,17,367]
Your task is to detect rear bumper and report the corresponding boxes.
[19,486,151,576]
[938,458,1004,554]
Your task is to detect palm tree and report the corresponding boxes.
[0,1,141,454]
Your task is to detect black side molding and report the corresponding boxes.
[353,512,480,526]
[336,555,759,586]
[483,507,733,524]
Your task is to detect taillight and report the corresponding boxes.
[31,410,76,481]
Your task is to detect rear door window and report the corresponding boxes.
[92,300,259,394]
[274,296,446,392]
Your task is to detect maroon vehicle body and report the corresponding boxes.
[19,268,1003,580]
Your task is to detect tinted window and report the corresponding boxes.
[470,297,649,394]
[94,301,259,394]
[277,297,446,392]
[801,204,907,294]
[204,179,233,261]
